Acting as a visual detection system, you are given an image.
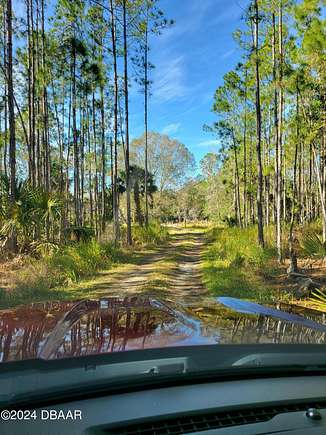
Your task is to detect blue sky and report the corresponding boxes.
[129,0,248,165]
[13,0,247,166]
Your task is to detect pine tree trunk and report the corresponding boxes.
[65,78,72,230]
[109,137,114,222]
[144,14,149,226]
[31,0,36,186]
[273,11,282,261]
[253,0,264,247]
[288,84,299,273]
[26,0,34,184]
[2,7,8,177]
[232,132,242,227]
[100,86,106,232]
[110,0,120,244]
[277,3,284,260]
[86,101,94,228]
[92,90,99,237]
[6,0,17,251]
[318,119,326,241]
[72,40,80,227]
[313,143,326,242]
[243,74,248,227]
[41,0,50,192]
[123,0,132,244]
[35,0,42,186]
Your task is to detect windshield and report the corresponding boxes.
[0,0,326,411]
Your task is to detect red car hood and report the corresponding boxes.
[1,296,326,363]
[0,297,218,362]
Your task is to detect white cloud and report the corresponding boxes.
[159,1,213,43]
[220,49,236,60]
[162,123,182,135]
[196,139,219,148]
[212,3,243,25]
[152,55,188,102]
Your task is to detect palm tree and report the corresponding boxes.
[0,174,62,251]
[120,165,157,225]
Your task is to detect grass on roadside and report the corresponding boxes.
[0,221,169,308]
[202,226,278,302]
[0,240,125,307]
[133,220,169,245]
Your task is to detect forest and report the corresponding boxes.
[0,0,325,309]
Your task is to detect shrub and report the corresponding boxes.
[63,226,95,242]
[206,226,275,268]
[7,223,169,306]
[14,260,60,299]
[48,240,109,282]
[203,225,277,301]
[310,288,326,311]
[132,221,169,245]
[300,230,326,259]
[101,242,127,263]
[13,240,120,299]
[30,241,59,257]
[229,253,245,268]
[222,215,237,227]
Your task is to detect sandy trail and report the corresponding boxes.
[81,229,209,304]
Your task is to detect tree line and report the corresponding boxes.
[203,0,325,265]
[0,0,192,253]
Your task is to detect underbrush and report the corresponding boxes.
[203,226,278,302]
[1,222,170,307]
[297,221,325,260]
[132,221,169,245]
[2,240,123,307]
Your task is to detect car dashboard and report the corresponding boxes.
[3,374,326,435]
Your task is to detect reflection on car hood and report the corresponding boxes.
[218,297,326,333]
[1,296,326,362]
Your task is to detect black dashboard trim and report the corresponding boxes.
[3,368,326,411]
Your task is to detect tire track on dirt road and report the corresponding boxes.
[80,228,209,304]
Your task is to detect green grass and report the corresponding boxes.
[167,224,210,237]
[202,226,278,302]
[132,220,169,245]
[0,221,171,309]
[0,240,125,308]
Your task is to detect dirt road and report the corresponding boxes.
[77,228,209,304]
